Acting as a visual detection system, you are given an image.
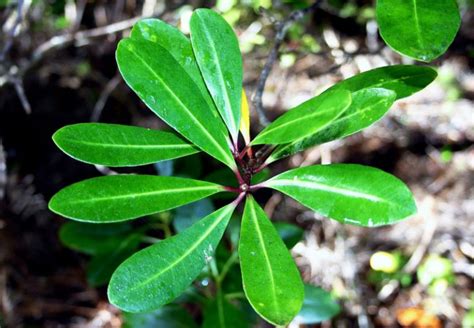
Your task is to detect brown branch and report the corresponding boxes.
[251,1,321,128]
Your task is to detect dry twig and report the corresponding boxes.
[252,1,321,127]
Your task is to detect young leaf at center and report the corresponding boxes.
[108,204,235,312]
[239,195,304,325]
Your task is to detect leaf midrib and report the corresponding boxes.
[248,200,280,316]
[125,44,234,167]
[64,185,220,205]
[411,0,424,49]
[267,179,391,204]
[62,138,195,150]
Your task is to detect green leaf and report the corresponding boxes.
[251,89,352,145]
[264,164,416,227]
[202,294,249,328]
[129,19,217,115]
[87,232,143,286]
[269,65,437,162]
[59,221,133,255]
[190,9,243,143]
[377,0,461,62]
[274,222,304,249]
[49,175,223,223]
[108,204,235,312]
[269,88,396,162]
[116,37,235,169]
[53,123,199,167]
[295,284,340,324]
[327,65,437,99]
[123,305,198,328]
[239,195,304,325]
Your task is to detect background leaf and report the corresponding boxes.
[251,89,352,145]
[86,232,143,286]
[190,9,243,143]
[53,123,198,167]
[49,175,223,223]
[59,221,133,255]
[123,305,198,328]
[274,222,304,249]
[239,196,304,325]
[377,0,461,61]
[202,294,250,328]
[294,284,340,324]
[108,204,235,312]
[116,37,235,168]
[172,198,214,233]
[265,164,417,226]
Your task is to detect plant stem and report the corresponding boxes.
[217,251,239,283]
[224,292,246,300]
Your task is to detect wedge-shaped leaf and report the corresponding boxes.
[108,204,235,312]
[251,89,351,145]
[191,9,243,143]
[264,164,416,226]
[239,196,304,325]
[377,0,461,62]
[116,38,235,169]
[269,65,437,162]
[53,123,198,167]
[49,175,223,223]
[129,19,217,114]
[294,284,340,324]
[87,232,143,286]
[269,88,396,162]
[59,221,133,255]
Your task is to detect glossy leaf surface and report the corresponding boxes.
[87,232,143,286]
[377,0,461,62]
[239,196,304,325]
[53,123,198,167]
[116,37,235,168]
[49,175,223,223]
[108,204,235,312]
[269,88,396,162]
[295,284,340,324]
[265,164,416,226]
[269,65,437,162]
[251,89,352,145]
[130,19,217,113]
[190,9,242,142]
